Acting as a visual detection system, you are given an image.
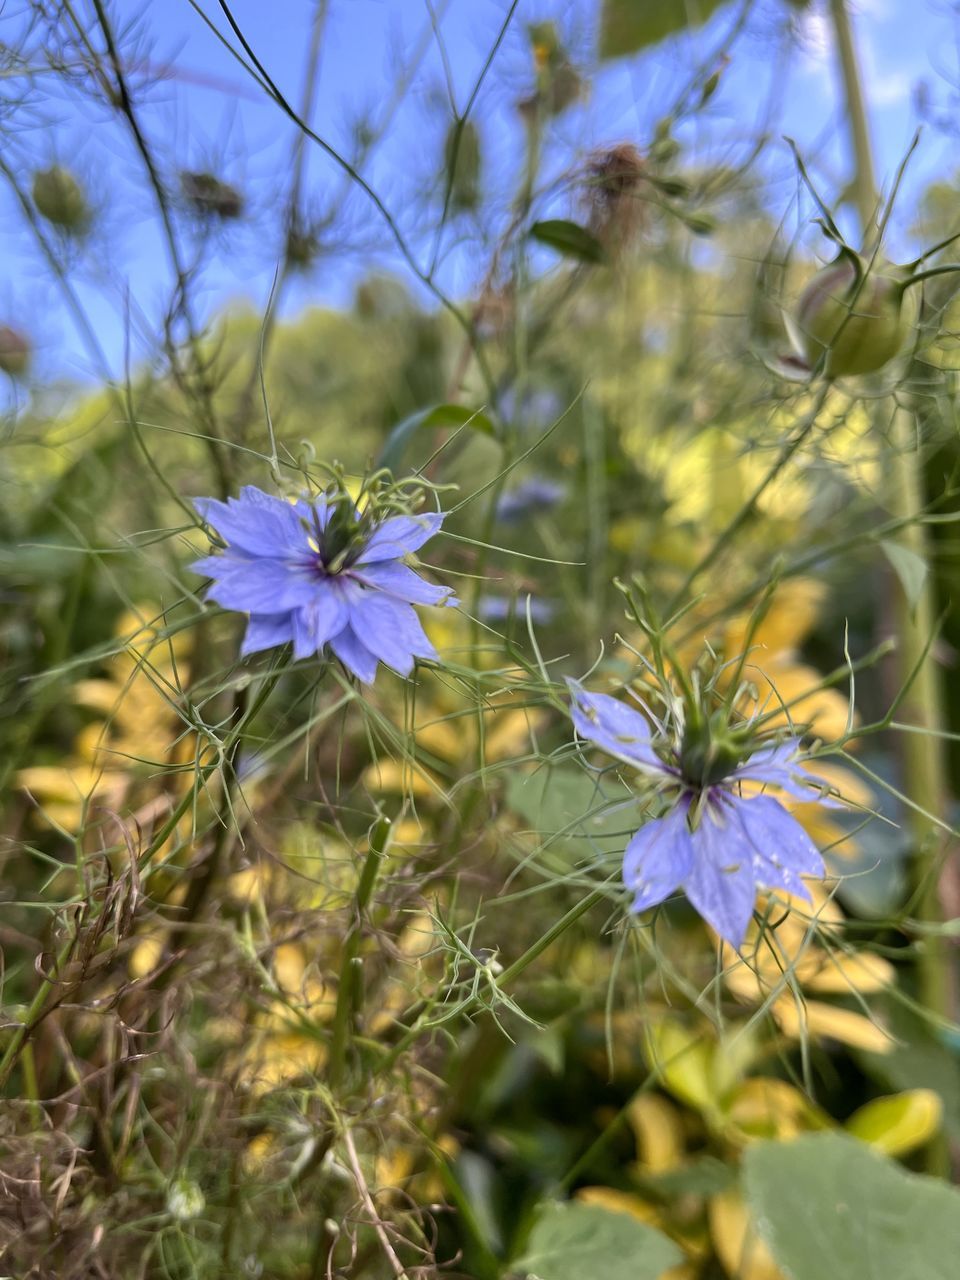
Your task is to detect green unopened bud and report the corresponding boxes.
[444,119,482,212]
[180,170,244,220]
[285,221,320,272]
[792,255,916,378]
[0,325,31,377]
[32,165,90,232]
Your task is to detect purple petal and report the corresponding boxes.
[352,560,457,607]
[190,554,250,579]
[733,794,825,900]
[623,801,695,913]
[566,679,665,774]
[198,558,318,612]
[240,612,296,657]
[730,740,829,801]
[683,801,758,949]
[329,624,380,684]
[356,512,444,563]
[290,589,350,660]
[193,487,310,558]
[345,592,437,676]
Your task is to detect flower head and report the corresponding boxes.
[191,485,456,684]
[567,679,828,949]
[496,477,566,523]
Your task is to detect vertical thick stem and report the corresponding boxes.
[828,0,878,236]
[828,0,952,1172]
[328,816,392,1091]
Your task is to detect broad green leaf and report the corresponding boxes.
[744,1132,960,1280]
[530,219,607,264]
[377,402,495,472]
[599,0,730,61]
[513,1201,683,1280]
[845,1089,943,1157]
[881,539,929,612]
[504,766,634,863]
[639,1154,735,1199]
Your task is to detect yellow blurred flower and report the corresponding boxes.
[722,889,896,1054]
[18,606,193,836]
[709,1188,784,1280]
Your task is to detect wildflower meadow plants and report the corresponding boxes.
[3,3,960,1279]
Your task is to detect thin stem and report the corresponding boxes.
[828,0,952,1174]
[0,935,75,1091]
[373,888,605,1079]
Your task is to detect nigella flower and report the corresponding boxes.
[567,679,828,948]
[477,595,556,624]
[190,485,456,684]
[496,477,566,523]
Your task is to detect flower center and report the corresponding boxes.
[678,718,747,788]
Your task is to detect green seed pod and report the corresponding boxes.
[0,325,31,377]
[443,119,481,212]
[180,170,244,220]
[32,165,90,232]
[284,221,319,272]
[792,255,916,378]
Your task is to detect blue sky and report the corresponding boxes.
[2,0,958,388]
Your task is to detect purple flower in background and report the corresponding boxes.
[477,595,556,624]
[191,485,456,683]
[496,477,566,523]
[567,680,828,948]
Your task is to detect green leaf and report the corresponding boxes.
[599,0,730,61]
[881,539,929,612]
[513,1201,683,1280]
[504,766,634,864]
[530,220,607,264]
[744,1132,960,1280]
[377,403,495,473]
[638,1154,735,1199]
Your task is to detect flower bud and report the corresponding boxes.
[0,325,31,377]
[31,165,90,232]
[792,255,915,378]
[284,220,319,272]
[180,170,244,220]
[443,119,481,212]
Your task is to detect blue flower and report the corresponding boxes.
[567,679,828,949]
[477,595,556,624]
[191,485,456,683]
[496,477,566,523]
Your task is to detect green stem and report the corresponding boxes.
[0,936,75,1092]
[828,0,952,1174]
[828,0,878,237]
[327,815,393,1091]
